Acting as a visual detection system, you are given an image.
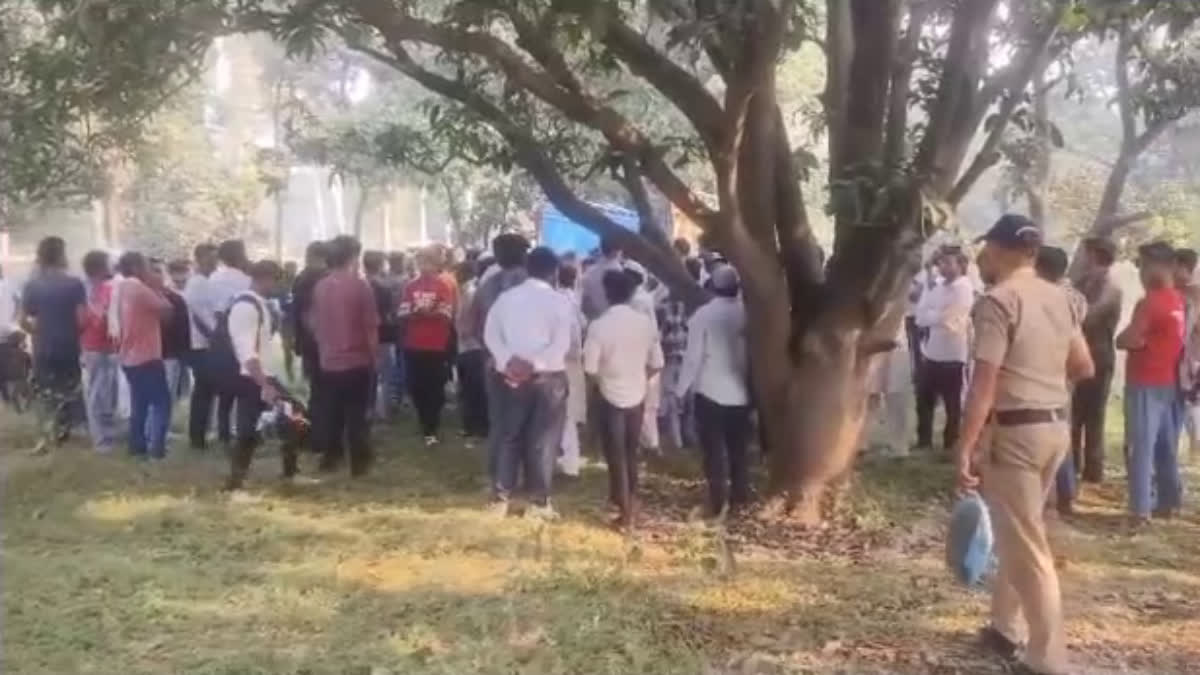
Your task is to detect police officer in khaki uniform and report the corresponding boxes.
[953,215,1095,675]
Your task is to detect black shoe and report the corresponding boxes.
[978,626,1022,661]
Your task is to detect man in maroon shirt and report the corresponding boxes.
[310,235,380,476]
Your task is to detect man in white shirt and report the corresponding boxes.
[676,265,752,515]
[483,247,573,518]
[208,239,253,315]
[622,260,663,452]
[914,245,974,453]
[556,264,586,478]
[585,269,664,529]
[182,243,228,450]
[580,237,624,321]
[224,260,298,490]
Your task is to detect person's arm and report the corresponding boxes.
[647,328,665,376]
[914,285,941,328]
[951,296,1009,491]
[73,280,88,331]
[582,321,602,377]
[483,294,511,371]
[943,280,974,331]
[1067,331,1095,382]
[675,310,706,397]
[362,281,380,360]
[1116,298,1149,351]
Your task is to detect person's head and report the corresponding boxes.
[305,241,330,271]
[147,257,168,287]
[684,257,702,282]
[599,236,622,260]
[1137,241,1177,290]
[388,251,407,277]
[624,261,646,288]
[558,263,579,290]
[81,250,111,281]
[602,269,636,306]
[362,250,386,277]
[283,260,299,280]
[935,245,968,281]
[217,239,248,270]
[673,237,692,258]
[416,247,441,277]
[1081,237,1117,273]
[117,251,149,280]
[326,235,362,270]
[248,259,284,297]
[974,214,1042,286]
[526,246,559,283]
[167,259,191,289]
[709,264,741,298]
[193,243,218,276]
[36,236,67,270]
[1034,246,1070,284]
[1174,248,1198,288]
[491,233,530,270]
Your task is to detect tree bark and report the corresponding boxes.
[353,183,371,240]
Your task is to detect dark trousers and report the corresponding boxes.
[405,349,449,437]
[123,360,171,459]
[492,372,568,505]
[1071,364,1114,483]
[313,367,373,475]
[188,350,233,448]
[904,316,925,384]
[457,349,489,438]
[694,394,752,513]
[226,375,299,490]
[33,355,82,443]
[916,359,964,449]
[598,396,643,523]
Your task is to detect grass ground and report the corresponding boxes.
[4,402,1200,674]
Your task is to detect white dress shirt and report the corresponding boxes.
[915,275,973,363]
[580,257,623,321]
[208,264,252,315]
[484,278,574,374]
[584,304,664,408]
[183,273,213,349]
[0,278,18,338]
[228,290,271,378]
[630,286,660,336]
[675,296,749,406]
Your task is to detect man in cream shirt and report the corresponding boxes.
[914,245,974,454]
[584,268,664,530]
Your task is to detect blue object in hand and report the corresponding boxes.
[946,491,995,587]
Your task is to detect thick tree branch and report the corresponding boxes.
[823,0,853,178]
[1098,210,1152,231]
[618,153,672,250]
[883,0,929,169]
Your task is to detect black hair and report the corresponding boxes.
[673,237,691,257]
[526,246,559,281]
[305,241,330,265]
[1035,246,1070,283]
[388,251,406,272]
[193,243,217,261]
[1175,248,1198,273]
[477,256,496,278]
[36,236,67,268]
[362,250,386,275]
[326,235,362,268]
[1083,237,1117,267]
[249,259,283,282]
[938,245,969,270]
[600,236,621,257]
[624,267,645,287]
[558,264,578,289]
[82,250,110,279]
[167,259,191,275]
[217,239,246,267]
[492,233,530,269]
[684,257,702,282]
[117,251,147,278]
[602,269,635,305]
[1138,240,1176,265]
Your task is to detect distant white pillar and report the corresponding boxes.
[419,184,429,244]
[313,169,327,240]
[383,201,393,251]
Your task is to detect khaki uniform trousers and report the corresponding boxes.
[981,420,1069,675]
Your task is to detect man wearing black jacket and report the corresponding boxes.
[291,241,329,421]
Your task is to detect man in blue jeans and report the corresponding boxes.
[1118,242,1186,524]
[116,252,173,460]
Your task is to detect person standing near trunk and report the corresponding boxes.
[116,252,174,461]
[363,251,397,422]
[676,265,751,516]
[584,269,664,530]
[22,236,87,452]
[311,235,379,476]
[1119,241,1186,524]
[398,247,455,446]
[483,246,572,519]
[954,215,1093,675]
[580,237,624,321]
[455,259,489,443]
[914,245,974,454]
[80,250,119,454]
[1069,237,1122,484]
[183,243,220,450]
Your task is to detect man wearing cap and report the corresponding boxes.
[1070,237,1123,484]
[1118,241,1186,523]
[954,215,1094,675]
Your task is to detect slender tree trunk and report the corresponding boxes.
[274,190,286,261]
[353,184,371,240]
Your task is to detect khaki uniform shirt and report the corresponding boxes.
[971,269,1083,412]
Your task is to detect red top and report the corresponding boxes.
[1127,287,1185,387]
[80,280,115,353]
[119,279,171,367]
[312,268,380,372]
[400,274,455,352]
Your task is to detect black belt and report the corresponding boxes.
[993,408,1067,426]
